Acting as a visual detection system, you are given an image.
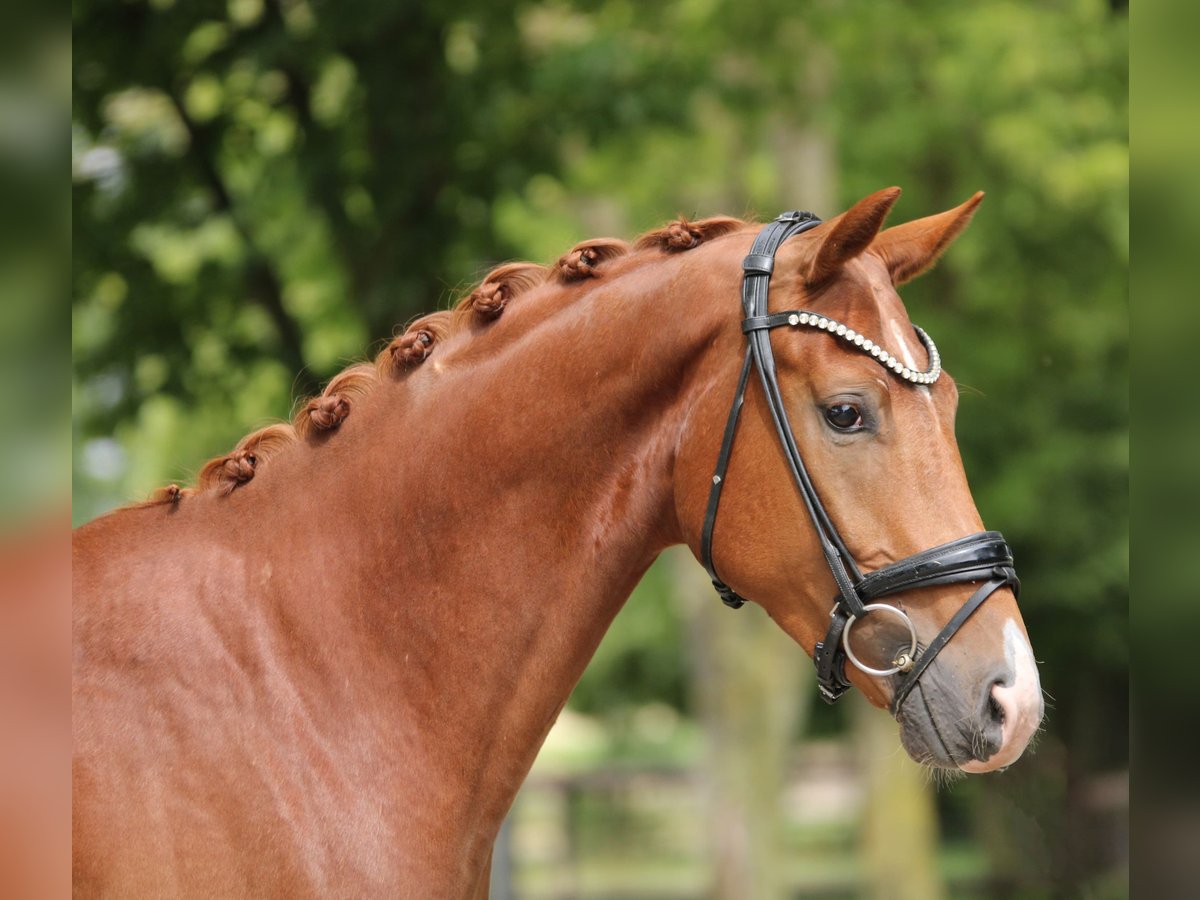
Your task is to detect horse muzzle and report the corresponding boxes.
[896,619,1043,771]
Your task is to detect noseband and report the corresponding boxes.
[699,211,1020,710]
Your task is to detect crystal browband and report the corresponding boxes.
[741,310,942,385]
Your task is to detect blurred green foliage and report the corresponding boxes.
[1131,2,1199,895]
[0,7,68,523]
[73,0,1126,891]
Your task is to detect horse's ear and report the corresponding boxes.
[806,187,902,285]
[872,191,984,285]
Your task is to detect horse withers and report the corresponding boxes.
[73,188,1042,897]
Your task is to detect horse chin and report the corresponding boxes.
[893,671,986,772]
[896,705,968,771]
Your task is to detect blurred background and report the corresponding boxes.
[72,0,1127,897]
[2,1,70,897]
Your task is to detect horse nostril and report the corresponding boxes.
[979,674,1010,731]
[964,680,1009,764]
[961,654,1042,772]
[987,688,1005,726]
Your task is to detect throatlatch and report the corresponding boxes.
[698,211,1020,708]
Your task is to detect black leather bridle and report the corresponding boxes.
[699,210,1020,710]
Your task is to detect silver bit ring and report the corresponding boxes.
[841,603,919,677]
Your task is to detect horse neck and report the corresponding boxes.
[249,240,748,865]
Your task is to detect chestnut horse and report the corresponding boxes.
[73,188,1043,897]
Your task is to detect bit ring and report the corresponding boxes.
[841,603,919,677]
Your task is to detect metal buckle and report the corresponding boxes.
[841,603,919,677]
[775,209,816,225]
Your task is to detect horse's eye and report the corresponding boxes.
[824,403,864,432]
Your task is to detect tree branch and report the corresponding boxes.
[166,90,317,398]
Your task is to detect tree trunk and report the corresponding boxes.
[850,693,945,900]
[669,547,811,900]
[668,104,839,899]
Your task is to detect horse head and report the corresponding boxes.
[679,188,1043,772]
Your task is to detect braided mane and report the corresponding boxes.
[141,216,749,505]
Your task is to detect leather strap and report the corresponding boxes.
[739,213,867,620]
[856,532,1013,600]
[699,348,755,608]
[890,571,1018,712]
[814,614,852,703]
[699,211,824,609]
[742,312,801,333]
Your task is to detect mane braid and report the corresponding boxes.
[196,424,297,496]
[456,262,549,322]
[379,311,455,376]
[555,239,630,282]
[294,363,379,440]
[635,215,745,253]
[136,214,752,507]
[145,483,192,505]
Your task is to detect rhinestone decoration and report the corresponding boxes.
[782,312,942,385]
